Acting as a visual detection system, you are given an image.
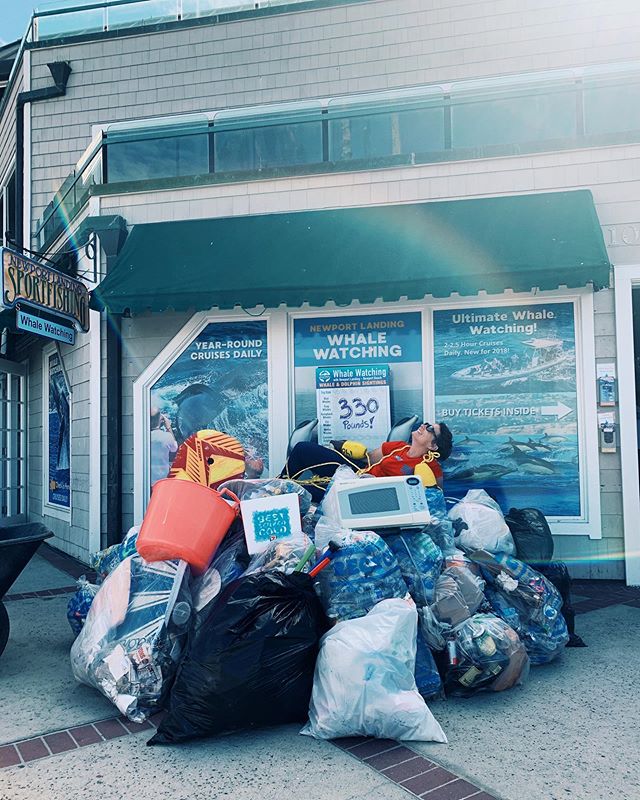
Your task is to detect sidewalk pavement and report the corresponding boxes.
[1,543,638,800]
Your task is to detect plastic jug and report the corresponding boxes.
[136,478,240,574]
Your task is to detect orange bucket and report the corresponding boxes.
[136,478,240,574]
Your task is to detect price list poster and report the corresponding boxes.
[293,311,423,446]
[433,302,581,517]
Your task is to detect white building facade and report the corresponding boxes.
[1,0,639,583]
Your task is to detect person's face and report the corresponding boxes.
[412,422,441,452]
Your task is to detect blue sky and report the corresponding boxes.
[1,1,85,45]
[1,1,37,44]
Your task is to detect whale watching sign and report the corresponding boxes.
[1,247,90,342]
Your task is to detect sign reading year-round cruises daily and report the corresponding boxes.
[315,364,391,450]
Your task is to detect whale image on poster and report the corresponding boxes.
[150,320,269,481]
[433,302,581,517]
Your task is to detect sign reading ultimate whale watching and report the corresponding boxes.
[433,301,581,518]
[294,312,423,429]
[1,247,90,332]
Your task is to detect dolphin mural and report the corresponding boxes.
[509,449,559,475]
[450,463,515,481]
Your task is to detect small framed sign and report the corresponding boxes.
[596,363,617,406]
[240,493,304,555]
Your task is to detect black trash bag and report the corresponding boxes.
[149,572,328,745]
[536,561,586,647]
[504,507,554,565]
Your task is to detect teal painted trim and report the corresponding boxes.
[26,0,370,50]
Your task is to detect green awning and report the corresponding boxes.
[91,190,610,314]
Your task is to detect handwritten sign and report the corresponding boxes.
[240,493,304,555]
[316,364,391,450]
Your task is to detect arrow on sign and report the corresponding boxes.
[540,401,573,420]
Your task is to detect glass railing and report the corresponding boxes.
[32,0,313,41]
[34,144,102,250]
[34,62,640,252]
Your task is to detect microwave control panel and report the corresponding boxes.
[404,475,429,510]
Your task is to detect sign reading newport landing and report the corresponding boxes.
[1,247,90,333]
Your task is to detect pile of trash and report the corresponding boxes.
[68,449,578,745]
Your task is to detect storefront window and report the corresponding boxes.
[293,311,423,450]
[45,350,71,509]
[149,320,270,486]
[433,301,581,518]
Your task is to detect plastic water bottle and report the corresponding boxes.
[171,601,191,627]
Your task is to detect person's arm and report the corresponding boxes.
[367,443,386,465]
[161,414,178,453]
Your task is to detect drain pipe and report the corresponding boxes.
[15,61,72,250]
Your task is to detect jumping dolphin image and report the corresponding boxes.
[510,449,558,475]
[450,463,515,481]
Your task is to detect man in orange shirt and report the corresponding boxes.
[283,421,453,502]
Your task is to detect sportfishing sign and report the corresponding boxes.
[433,301,581,519]
[1,247,90,332]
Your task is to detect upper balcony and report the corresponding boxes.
[32,59,640,254]
[31,0,332,43]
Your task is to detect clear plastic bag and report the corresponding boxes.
[425,488,456,555]
[219,477,313,516]
[415,626,443,699]
[313,524,408,622]
[244,534,314,576]
[430,559,486,628]
[66,576,99,637]
[70,555,192,722]
[449,490,515,554]
[384,531,443,607]
[469,551,569,664]
[190,534,249,612]
[418,604,452,651]
[301,503,322,541]
[443,613,529,696]
[90,526,140,581]
[301,598,447,742]
[318,465,359,523]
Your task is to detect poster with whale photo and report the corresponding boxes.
[150,320,269,486]
[433,301,581,517]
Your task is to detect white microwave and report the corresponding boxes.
[332,475,431,530]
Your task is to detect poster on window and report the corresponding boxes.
[48,352,71,507]
[150,320,269,488]
[294,312,423,441]
[433,301,581,517]
[315,365,391,449]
